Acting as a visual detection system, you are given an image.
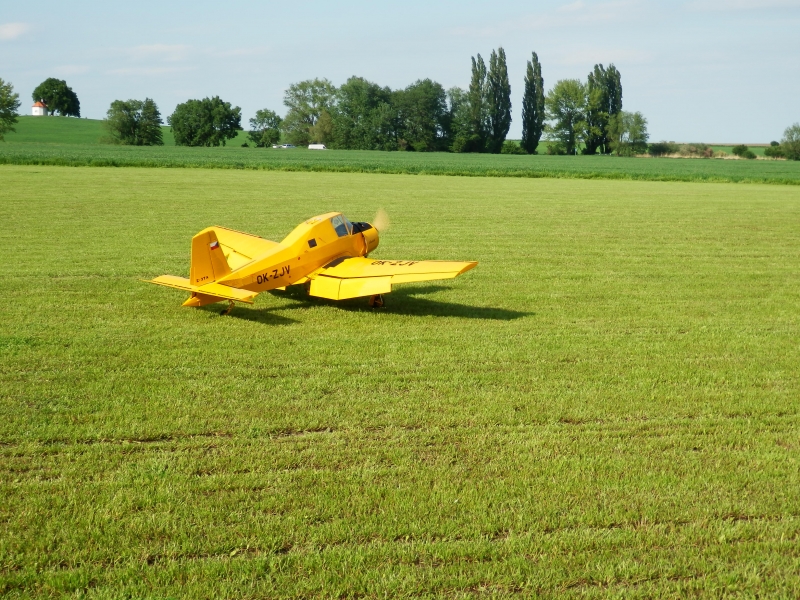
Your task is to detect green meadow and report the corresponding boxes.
[1,165,799,597]
[2,117,799,185]
[710,145,768,157]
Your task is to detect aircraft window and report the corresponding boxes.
[343,216,353,235]
[331,215,349,237]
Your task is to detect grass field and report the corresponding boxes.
[710,145,768,157]
[1,165,799,597]
[2,117,799,185]
[5,116,252,147]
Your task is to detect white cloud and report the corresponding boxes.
[127,44,191,63]
[54,65,90,76]
[449,0,645,37]
[0,22,30,41]
[107,66,195,76]
[559,1,587,12]
[554,47,653,66]
[688,0,800,10]
[215,46,271,58]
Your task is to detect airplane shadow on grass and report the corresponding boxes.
[202,284,532,324]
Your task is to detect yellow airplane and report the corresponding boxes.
[148,212,477,313]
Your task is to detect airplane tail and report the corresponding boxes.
[148,228,257,307]
[190,228,231,286]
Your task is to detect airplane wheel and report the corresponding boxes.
[368,294,384,308]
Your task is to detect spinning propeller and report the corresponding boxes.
[373,208,390,233]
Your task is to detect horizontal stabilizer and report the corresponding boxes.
[149,275,196,293]
[149,275,257,305]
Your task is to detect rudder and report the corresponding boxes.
[190,228,232,286]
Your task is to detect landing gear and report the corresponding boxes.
[368,294,384,308]
[220,300,235,315]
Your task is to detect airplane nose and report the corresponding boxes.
[351,221,379,254]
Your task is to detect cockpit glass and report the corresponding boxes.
[331,215,349,237]
[343,216,353,235]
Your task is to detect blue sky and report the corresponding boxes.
[1,0,798,142]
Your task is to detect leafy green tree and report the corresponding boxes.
[248,109,282,147]
[331,77,396,150]
[447,87,468,152]
[104,98,163,146]
[0,78,21,141]
[447,87,474,152]
[781,123,800,160]
[463,54,489,152]
[104,100,138,144]
[394,79,448,151]
[604,65,623,153]
[501,140,527,154]
[168,97,241,147]
[584,64,623,154]
[764,144,784,158]
[31,78,80,117]
[310,110,334,145]
[607,111,648,156]
[486,47,512,154]
[648,141,678,157]
[521,52,545,154]
[282,79,336,146]
[139,99,163,146]
[731,144,749,157]
[545,79,587,155]
[456,47,515,154]
[584,65,607,154]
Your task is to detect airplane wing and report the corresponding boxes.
[212,226,280,270]
[306,257,477,300]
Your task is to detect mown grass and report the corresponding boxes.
[1,165,799,597]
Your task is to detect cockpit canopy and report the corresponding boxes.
[331,214,373,237]
[330,215,352,237]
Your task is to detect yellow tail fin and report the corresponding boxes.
[190,228,232,286]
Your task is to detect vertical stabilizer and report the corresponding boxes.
[190,229,232,285]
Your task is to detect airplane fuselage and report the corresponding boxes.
[217,212,378,293]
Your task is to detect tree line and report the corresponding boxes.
[259,53,641,156]
[2,72,799,161]
[98,48,625,154]
[255,48,512,153]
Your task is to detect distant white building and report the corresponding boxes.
[32,101,48,116]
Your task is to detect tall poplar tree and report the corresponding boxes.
[465,54,488,152]
[521,52,545,154]
[584,64,609,155]
[486,47,512,154]
[584,64,623,154]
[139,98,163,146]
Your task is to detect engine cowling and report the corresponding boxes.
[352,222,379,255]
[363,225,379,254]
